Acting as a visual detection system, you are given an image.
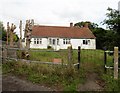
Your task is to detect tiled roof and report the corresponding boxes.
[31,25,96,39]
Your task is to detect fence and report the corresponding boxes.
[104,47,120,79]
[2,46,104,67]
[2,46,119,80]
[2,47,119,70]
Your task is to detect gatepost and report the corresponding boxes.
[114,47,118,80]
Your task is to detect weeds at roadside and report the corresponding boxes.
[2,61,86,91]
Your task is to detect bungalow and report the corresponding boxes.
[29,23,96,50]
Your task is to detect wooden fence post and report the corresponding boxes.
[2,48,7,62]
[7,22,10,47]
[114,47,118,80]
[68,45,72,66]
[78,46,81,70]
[104,50,107,73]
[19,20,22,49]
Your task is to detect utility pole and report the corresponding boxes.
[10,23,16,47]
[19,20,22,49]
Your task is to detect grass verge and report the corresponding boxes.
[2,61,86,91]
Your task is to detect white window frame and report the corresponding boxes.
[63,39,71,44]
[34,38,42,44]
[52,39,55,45]
[57,39,59,45]
[49,38,59,45]
[83,40,90,45]
[49,38,52,45]
[34,38,37,44]
[39,38,42,44]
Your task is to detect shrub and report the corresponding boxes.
[47,45,52,49]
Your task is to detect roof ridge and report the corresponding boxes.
[33,25,84,30]
[34,25,70,28]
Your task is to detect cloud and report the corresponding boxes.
[0,0,120,36]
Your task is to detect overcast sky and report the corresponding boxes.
[0,0,120,36]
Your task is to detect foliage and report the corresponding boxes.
[0,21,19,42]
[103,7,120,49]
[13,34,19,42]
[2,61,86,91]
[74,21,98,30]
[102,73,120,91]
[103,7,120,32]
[92,28,107,49]
[47,45,53,49]
[0,21,7,41]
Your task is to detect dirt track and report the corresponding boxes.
[2,75,53,91]
[2,73,104,92]
[78,73,104,91]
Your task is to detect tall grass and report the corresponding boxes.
[2,61,86,91]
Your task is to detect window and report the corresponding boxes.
[34,38,36,44]
[53,39,55,45]
[49,38,52,44]
[83,40,87,45]
[67,39,70,44]
[37,38,39,44]
[57,39,59,45]
[49,38,59,45]
[39,38,42,44]
[83,40,90,45]
[63,39,71,44]
[88,40,90,45]
[63,39,65,44]
[34,38,42,44]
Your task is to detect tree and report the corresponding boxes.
[74,21,98,31]
[0,21,7,41]
[104,7,120,33]
[92,27,107,49]
[0,21,19,42]
[103,7,120,49]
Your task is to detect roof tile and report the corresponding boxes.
[31,25,96,39]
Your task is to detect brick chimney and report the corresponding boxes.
[70,22,73,27]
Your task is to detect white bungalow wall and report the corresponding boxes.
[30,37,96,49]
[60,38,96,49]
[30,38,48,49]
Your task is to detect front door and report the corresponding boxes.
[48,38,60,50]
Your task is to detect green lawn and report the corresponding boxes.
[26,49,106,64]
